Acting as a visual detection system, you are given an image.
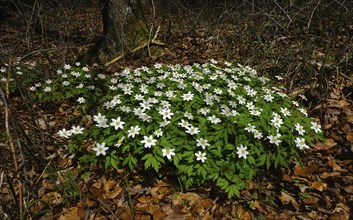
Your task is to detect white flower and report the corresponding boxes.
[97,74,106,79]
[159,108,174,120]
[133,107,145,117]
[195,151,207,163]
[154,129,163,137]
[114,137,125,148]
[231,110,239,116]
[57,128,71,138]
[245,124,257,133]
[208,115,221,124]
[110,117,125,130]
[184,111,193,120]
[160,101,171,109]
[111,96,121,105]
[70,126,84,134]
[93,113,107,124]
[76,83,84,89]
[247,88,257,97]
[268,133,282,146]
[311,121,322,133]
[128,125,141,138]
[186,126,200,135]
[271,114,283,129]
[154,63,163,69]
[104,101,115,109]
[250,109,262,116]
[77,97,85,104]
[294,137,309,150]
[299,94,307,101]
[196,138,210,150]
[295,123,305,135]
[135,94,144,101]
[44,87,51,92]
[159,120,171,127]
[277,91,287,98]
[141,135,157,148]
[139,113,152,122]
[198,108,210,116]
[253,130,263,139]
[299,108,308,116]
[162,147,175,160]
[64,64,71,70]
[246,102,255,111]
[96,121,109,128]
[93,142,109,156]
[275,75,283,80]
[214,88,223,95]
[62,81,70,86]
[292,101,299,107]
[237,144,249,159]
[263,94,274,102]
[280,107,291,117]
[220,108,231,117]
[154,91,163,96]
[140,100,152,110]
[237,95,246,105]
[182,91,194,101]
[178,119,190,128]
[120,106,131,113]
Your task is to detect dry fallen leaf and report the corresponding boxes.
[320,172,341,179]
[311,181,327,191]
[303,195,320,205]
[235,205,253,220]
[328,156,341,171]
[279,192,299,211]
[41,192,63,206]
[328,202,350,220]
[58,202,85,220]
[312,138,337,150]
[346,132,353,142]
[293,163,315,178]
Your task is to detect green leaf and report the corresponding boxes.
[225,143,235,150]
[209,149,222,158]
[257,154,266,167]
[217,177,229,189]
[226,184,240,198]
[247,156,255,165]
[197,165,207,179]
[110,157,118,169]
[142,153,153,161]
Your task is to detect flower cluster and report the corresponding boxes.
[51,60,323,198]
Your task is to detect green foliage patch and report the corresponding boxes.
[30,60,324,198]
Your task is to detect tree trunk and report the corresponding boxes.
[85,0,148,63]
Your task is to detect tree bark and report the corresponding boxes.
[85,0,148,63]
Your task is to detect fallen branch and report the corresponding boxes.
[104,26,165,67]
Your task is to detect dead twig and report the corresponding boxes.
[307,0,322,31]
[0,62,23,219]
[199,197,218,220]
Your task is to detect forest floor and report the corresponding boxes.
[0,2,353,219]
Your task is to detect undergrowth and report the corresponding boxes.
[26,60,324,198]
